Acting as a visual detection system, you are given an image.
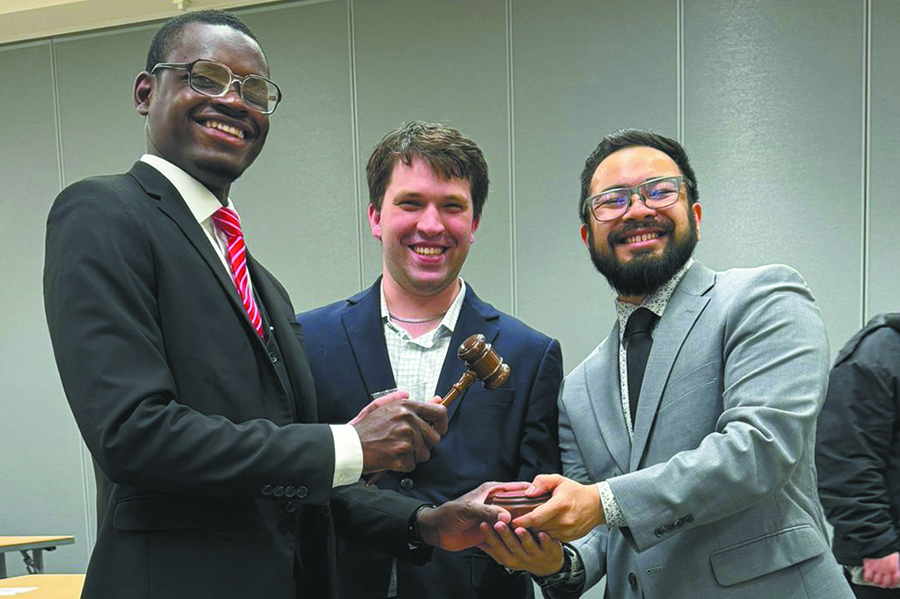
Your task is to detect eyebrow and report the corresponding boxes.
[392,191,471,204]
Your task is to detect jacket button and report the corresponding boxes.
[261,485,273,496]
[628,572,637,589]
[285,486,296,498]
[273,485,285,497]
[295,486,308,499]
[269,352,278,363]
[674,517,684,528]
[284,500,297,513]
[654,526,664,537]
[400,478,414,491]
[685,514,694,523]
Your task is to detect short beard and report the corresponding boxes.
[587,213,698,298]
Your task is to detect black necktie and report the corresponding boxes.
[625,308,657,424]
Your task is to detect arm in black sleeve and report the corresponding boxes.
[816,327,900,560]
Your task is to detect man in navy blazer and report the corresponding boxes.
[297,122,563,598]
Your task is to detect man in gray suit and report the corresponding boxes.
[479,129,852,598]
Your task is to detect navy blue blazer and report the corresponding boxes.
[297,281,563,599]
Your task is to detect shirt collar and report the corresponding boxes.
[380,279,467,337]
[616,258,694,341]
[140,154,235,224]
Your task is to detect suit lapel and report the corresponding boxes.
[436,287,500,424]
[584,321,631,474]
[630,264,715,470]
[129,162,264,345]
[342,283,397,400]
[251,257,313,423]
[339,283,500,419]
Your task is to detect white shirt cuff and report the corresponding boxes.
[597,481,627,528]
[330,424,363,487]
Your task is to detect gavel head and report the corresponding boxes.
[457,333,510,389]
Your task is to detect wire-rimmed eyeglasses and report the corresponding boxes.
[583,175,692,222]
[150,58,282,115]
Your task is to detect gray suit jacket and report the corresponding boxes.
[555,263,851,598]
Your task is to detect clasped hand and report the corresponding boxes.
[478,474,603,576]
[509,474,605,542]
[479,517,565,577]
[350,390,447,474]
[863,552,900,588]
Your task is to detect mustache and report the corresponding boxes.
[608,219,675,244]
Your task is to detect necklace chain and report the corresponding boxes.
[388,310,447,324]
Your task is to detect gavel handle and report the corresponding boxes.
[439,370,477,407]
[364,370,478,487]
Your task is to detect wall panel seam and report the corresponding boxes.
[50,35,96,554]
[50,39,65,191]
[676,0,684,142]
[347,0,364,292]
[861,0,871,326]
[506,0,517,315]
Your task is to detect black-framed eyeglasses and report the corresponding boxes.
[583,175,692,222]
[150,58,282,115]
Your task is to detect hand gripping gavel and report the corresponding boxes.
[364,333,510,487]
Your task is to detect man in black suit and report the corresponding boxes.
[297,122,563,598]
[44,12,510,599]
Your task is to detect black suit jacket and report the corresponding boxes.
[44,162,424,599]
[297,281,563,599]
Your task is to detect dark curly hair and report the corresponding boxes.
[145,10,261,73]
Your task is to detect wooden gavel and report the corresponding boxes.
[364,333,510,487]
[443,333,511,404]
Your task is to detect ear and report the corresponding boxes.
[468,214,481,243]
[691,201,703,241]
[134,71,154,116]
[580,223,590,248]
[367,204,382,240]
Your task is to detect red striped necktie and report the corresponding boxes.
[211,207,264,338]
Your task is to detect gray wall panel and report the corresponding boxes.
[684,0,865,356]
[236,2,359,312]
[0,0,892,588]
[868,0,900,320]
[353,0,513,312]
[512,0,678,368]
[0,41,90,575]
[53,27,153,185]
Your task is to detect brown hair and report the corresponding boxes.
[366,121,489,219]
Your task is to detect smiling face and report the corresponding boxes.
[369,157,479,301]
[581,146,702,301]
[135,22,270,201]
